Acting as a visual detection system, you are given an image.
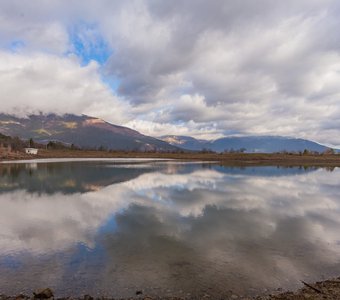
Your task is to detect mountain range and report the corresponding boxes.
[0,113,335,153]
[0,113,178,152]
[160,135,333,153]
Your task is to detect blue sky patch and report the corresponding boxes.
[7,40,25,52]
[100,74,121,93]
[67,22,112,66]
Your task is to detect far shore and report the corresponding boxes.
[2,149,340,167]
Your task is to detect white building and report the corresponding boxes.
[25,148,38,155]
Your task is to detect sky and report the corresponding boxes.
[0,1,340,145]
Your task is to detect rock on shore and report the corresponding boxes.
[1,278,340,300]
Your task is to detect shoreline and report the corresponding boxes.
[2,149,340,167]
[1,277,340,300]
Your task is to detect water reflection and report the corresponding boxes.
[0,161,158,194]
[0,161,340,298]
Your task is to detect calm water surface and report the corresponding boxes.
[0,159,340,298]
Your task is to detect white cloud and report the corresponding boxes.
[125,119,223,140]
[0,51,130,123]
[0,3,69,54]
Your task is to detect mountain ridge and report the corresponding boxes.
[0,113,179,152]
[160,135,335,153]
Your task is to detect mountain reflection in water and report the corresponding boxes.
[0,160,339,298]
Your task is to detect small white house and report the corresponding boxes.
[25,148,38,155]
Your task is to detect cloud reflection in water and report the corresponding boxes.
[0,162,339,297]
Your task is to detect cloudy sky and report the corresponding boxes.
[0,1,340,145]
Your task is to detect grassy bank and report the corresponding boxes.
[3,149,340,167]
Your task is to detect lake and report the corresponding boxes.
[0,159,340,298]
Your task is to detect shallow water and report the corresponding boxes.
[0,160,340,298]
